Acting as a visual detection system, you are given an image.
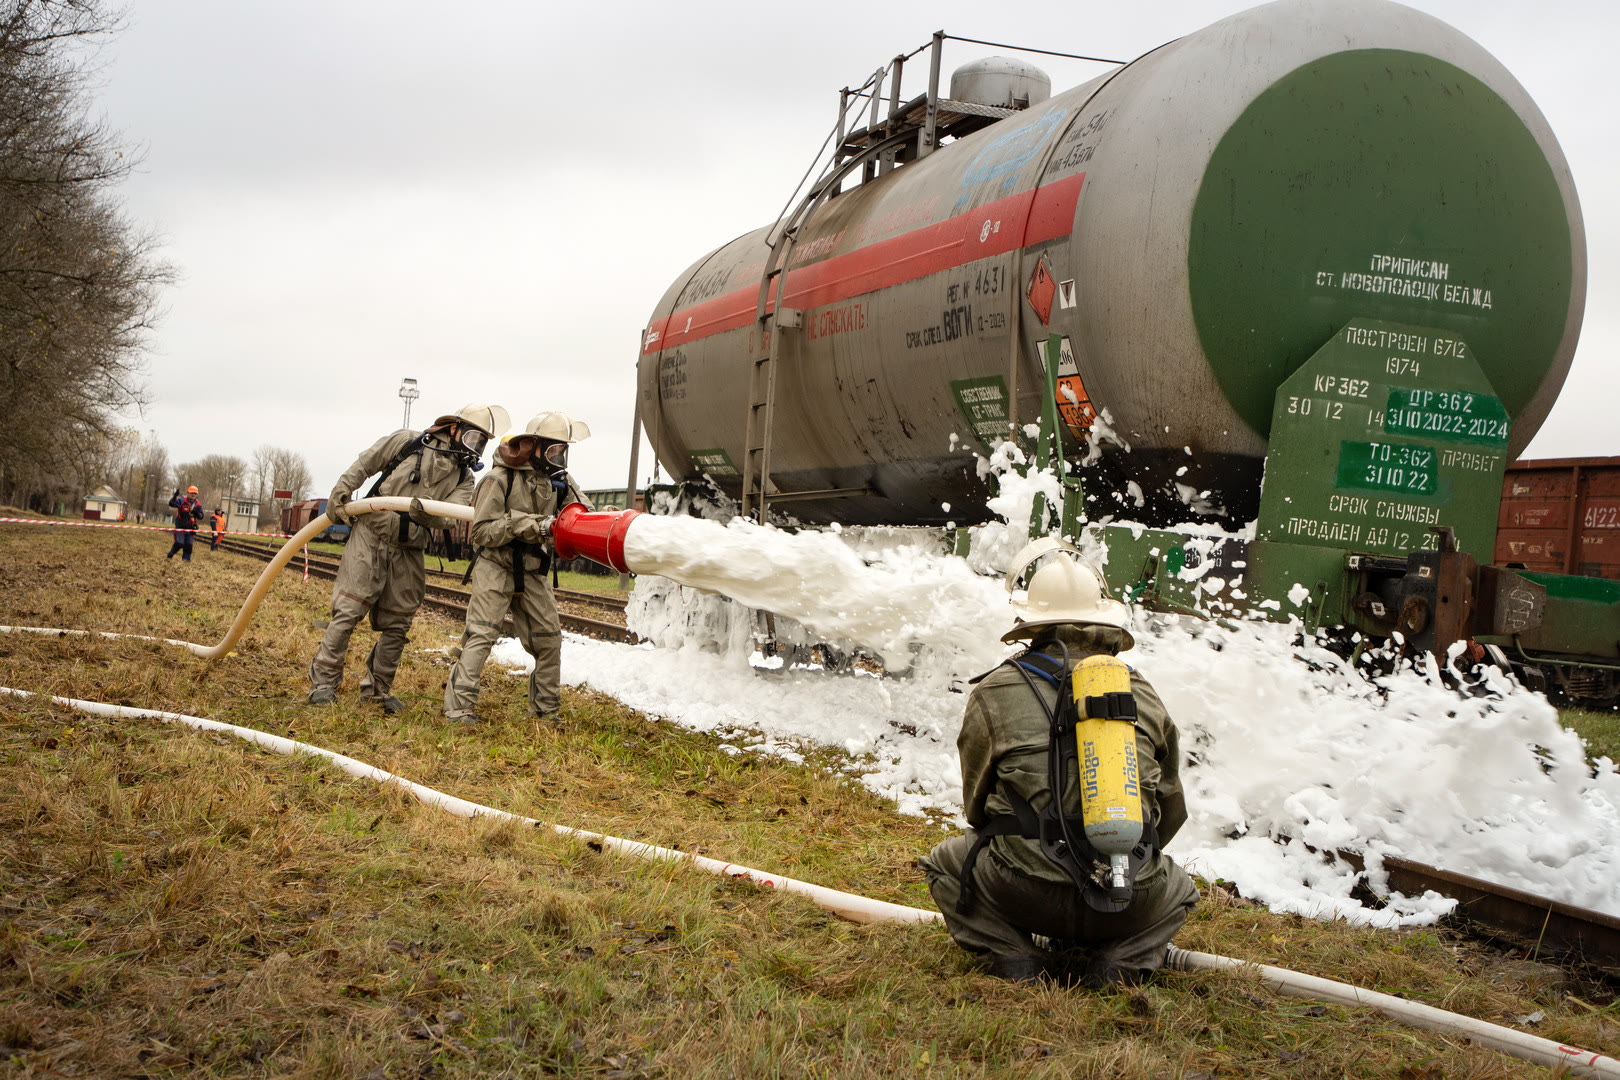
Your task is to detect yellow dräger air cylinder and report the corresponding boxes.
[1072,654,1144,904]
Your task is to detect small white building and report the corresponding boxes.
[82,486,127,521]
[225,497,259,536]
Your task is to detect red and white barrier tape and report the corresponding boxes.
[0,516,314,581]
[2,497,463,660]
[0,516,298,539]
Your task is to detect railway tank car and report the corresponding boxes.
[636,0,1585,529]
[280,499,349,543]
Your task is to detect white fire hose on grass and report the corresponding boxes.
[0,688,931,926]
[0,497,469,659]
[0,691,1614,1076]
[1164,947,1620,1075]
[0,504,1616,1075]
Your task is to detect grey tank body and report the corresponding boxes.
[637,0,1585,526]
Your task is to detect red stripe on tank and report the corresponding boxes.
[642,172,1085,354]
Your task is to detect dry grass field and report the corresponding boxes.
[0,517,1615,1078]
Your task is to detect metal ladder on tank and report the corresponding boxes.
[739,39,965,525]
[738,33,1035,524]
[739,167,834,525]
[738,59,918,665]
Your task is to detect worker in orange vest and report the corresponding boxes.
[211,508,226,550]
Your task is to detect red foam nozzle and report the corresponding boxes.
[552,502,641,574]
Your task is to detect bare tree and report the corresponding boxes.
[0,0,175,511]
[174,454,248,514]
[252,444,313,525]
[102,426,143,499]
[131,437,171,519]
[251,444,276,506]
[271,448,313,501]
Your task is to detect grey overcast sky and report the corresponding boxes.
[98,0,1615,498]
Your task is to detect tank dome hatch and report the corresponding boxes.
[948,56,1052,111]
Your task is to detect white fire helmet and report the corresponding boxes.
[1002,537,1134,646]
[524,412,591,443]
[430,403,511,458]
[432,403,511,439]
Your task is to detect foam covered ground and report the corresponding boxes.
[491,460,1618,927]
[489,610,1618,928]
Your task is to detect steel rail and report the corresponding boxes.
[214,537,638,645]
[1333,848,1620,970]
[217,538,630,612]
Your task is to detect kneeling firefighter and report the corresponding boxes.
[920,538,1197,985]
[443,411,592,724]
[308,403,510,711]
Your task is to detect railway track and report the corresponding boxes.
[214,541,1620,971]
[1345,850,1620,975]
[220,538,628,611]
[217,537,637,644]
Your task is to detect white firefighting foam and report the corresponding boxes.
[620,516,1009,683]
[488,465,1620,926]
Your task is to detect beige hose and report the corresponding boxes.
[0,496,471,660]
[4,509,1619,1076]
[0,688,938,925]
[1168,947,1620,1077]
[3,686,1613,1075]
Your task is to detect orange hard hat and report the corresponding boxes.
[187,486,198,493]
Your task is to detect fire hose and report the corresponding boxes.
[1,688,1615,1075]
[1163,947,1620,1076]
[0,688,929,926]
[1,510,1617,1073]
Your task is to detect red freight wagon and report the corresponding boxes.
[279,499,352,543]
[1496,457,1620,580]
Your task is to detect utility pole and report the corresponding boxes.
[147,430,158,517]
[399,377,420,429]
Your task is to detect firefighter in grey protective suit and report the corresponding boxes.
[308,403,510,711]
[443,412,592,723]
[920,539,1199,985]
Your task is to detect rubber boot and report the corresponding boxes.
[986,955,1047,984]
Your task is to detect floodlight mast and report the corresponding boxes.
[399,378,420,429]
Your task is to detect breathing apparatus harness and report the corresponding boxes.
[460,462,571,595]
[363,430,475,544]
[955,645,1159,917]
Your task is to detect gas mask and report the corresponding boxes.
[447,424,490,471]
[540,440,568,476]
[492,434,569,475]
